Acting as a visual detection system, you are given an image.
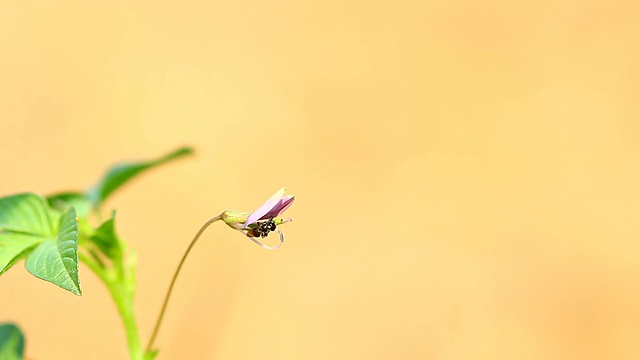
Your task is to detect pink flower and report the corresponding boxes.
[222,188,294,250]
[245,188,295,227]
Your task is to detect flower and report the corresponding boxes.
[222,188,294,249]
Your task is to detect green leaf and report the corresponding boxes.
[90,214,123,260]
[87,146,194,207]
[0,234,42,275]
[0,193,54,236]
[25,208,82,295]
[0,323,25,360]
[0,194,55,274]
[47,192,91,218]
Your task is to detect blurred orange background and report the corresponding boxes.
[0,0,639,359]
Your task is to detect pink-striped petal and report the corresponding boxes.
[245,188,286,226]
[263,195,295,219]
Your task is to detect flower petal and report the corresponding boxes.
[245,188,286,226]
[263,195,295,219]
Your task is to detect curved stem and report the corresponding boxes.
[145,214,223,353]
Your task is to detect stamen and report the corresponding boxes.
[246,230,285,250]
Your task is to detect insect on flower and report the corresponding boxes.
[245,217,277,238]
[222,188,294,249]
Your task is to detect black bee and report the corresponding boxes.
[246,218,277,238]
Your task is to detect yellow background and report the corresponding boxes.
[0,0,638,359]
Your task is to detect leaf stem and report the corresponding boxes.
[145,214,223,354]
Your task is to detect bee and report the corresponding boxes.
[246,217,277,238]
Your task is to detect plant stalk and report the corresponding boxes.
[80,252,144,360]
[109,282,144,360]
[145,215,223,354]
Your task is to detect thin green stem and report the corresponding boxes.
[145,215,223,353]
